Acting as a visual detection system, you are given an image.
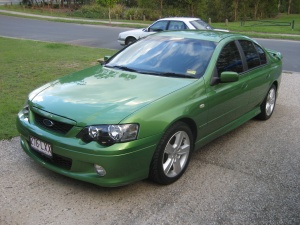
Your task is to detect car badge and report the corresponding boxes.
[43,119,54,127]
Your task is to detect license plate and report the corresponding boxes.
[30,136,53,158]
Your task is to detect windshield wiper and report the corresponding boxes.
[142,71,196,79]
[105,65,137,72]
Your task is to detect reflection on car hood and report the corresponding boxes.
[30,65,195,125]
[119,28,146,37]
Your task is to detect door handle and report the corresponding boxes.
[241,83,248,89]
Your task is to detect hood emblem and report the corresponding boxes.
[43,119,54,127]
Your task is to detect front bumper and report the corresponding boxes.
[118,37,126,46]
[16,112,160,187]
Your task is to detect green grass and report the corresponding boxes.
[211,13,300,40]
[0,37,116,139]
[213,14,300,33]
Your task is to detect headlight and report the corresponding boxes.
[19,100,30,121]
[76,124,139,146]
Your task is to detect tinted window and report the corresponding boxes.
[239,40,260,69]
[168,21,187,30]
[149,21,168,31]
[217,41,243,75]
[254,43,267,65]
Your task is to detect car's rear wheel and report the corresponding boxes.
[126,37,136,45]
[149,122,193,185]
[257,84,277,120]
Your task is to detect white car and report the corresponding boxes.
[118,17,226,46]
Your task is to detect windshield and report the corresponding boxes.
[190,20,213,30]
[105,35,216,78]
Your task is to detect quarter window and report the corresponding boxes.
[254,43,267,65]
[217,41,243,75]
[239,40,261,69]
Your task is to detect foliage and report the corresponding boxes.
[0,37,116,140]
[96,0,118,22]
[70,4,108,18]
[11,0,300,21]
[124,7,144,20]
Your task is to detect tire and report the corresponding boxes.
[257,84,277,120]
[126,37,136,45]
[149,122,194,185]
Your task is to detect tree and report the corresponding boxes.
[288,0,292,14]
[253,0,260,19]
[233,0,239,21]
[96,0,118,23]
[180,0,198,17]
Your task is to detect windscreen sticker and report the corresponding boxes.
[186,70,196,75]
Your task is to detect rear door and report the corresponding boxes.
[237,40,272,108]
[204,40,250,135]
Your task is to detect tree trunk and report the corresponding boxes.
[288,0,292,14]
[160,0,163,17]
[109,7,111,24]
[233,0,239,21]
[253,0,260,19]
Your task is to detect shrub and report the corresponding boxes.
[110,4,125,19]
[124,7,144,20]
[69,4,108,19]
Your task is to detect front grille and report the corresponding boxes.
[34,113,73,134]
[33,150,72,170]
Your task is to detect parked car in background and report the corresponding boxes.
[17,31,282,187]
[118,17,228,45]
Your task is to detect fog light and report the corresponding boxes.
[94,164,106,176]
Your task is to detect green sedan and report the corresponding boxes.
[17,31,282,187]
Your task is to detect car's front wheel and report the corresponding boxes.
[257,84,277,120]
[149,122,193,185]
[126,37,137,45]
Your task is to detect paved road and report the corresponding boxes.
[1,14,300,72]
[1,72,299,224]
[0,14,127,50]
[255,38,300,72]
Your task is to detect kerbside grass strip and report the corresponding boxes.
[0,37,116,139]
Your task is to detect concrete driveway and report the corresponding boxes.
[1,72,299,225]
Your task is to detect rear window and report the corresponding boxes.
[190,20,213,30]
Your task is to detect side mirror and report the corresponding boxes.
[276,52,283,60]
[97,56,111,64]
[104,56,111,61]
[142,28,148,32]
[220,71,239,83]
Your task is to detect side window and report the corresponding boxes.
[254,43,267,65]
[149,21,168,32]
[168,21,187,30]
[239,40,261,69]
[217,41,243,76]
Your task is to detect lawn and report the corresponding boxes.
[213,13,300,34]
[0,37,116,139]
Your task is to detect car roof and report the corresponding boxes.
[154,30,247,43]
[158,17,201,22]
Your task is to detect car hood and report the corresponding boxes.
[29,65,195,125]
[120,28,150,38]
